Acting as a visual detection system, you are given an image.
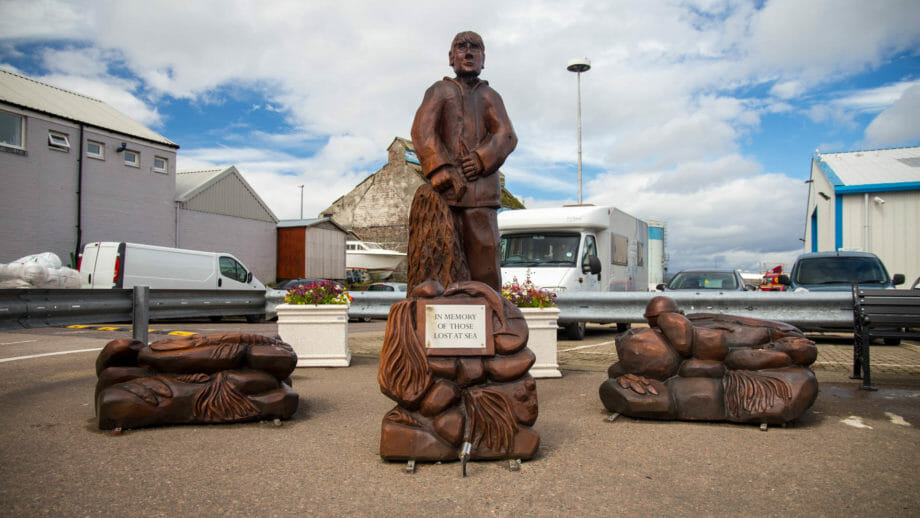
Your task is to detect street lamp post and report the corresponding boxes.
[567,57,591,205]
[297,184,304,220]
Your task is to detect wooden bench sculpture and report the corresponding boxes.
[600,296,819,425]
[95,333,298,430]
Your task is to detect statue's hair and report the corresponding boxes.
[451,31,484,51]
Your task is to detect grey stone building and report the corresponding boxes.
[319,137,524,280]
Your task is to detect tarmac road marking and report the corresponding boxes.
[168,331,198,336]
[840,416,873,429]
[884,412,911,426]
[0,339,39,346]
[66,325,92,329]
[0,347,102,363]
[560,340,616,352]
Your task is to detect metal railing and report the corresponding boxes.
[347,290,855,331]
[0,288,265,331]
[2,288,854,332]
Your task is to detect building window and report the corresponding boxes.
[48,131,70,151]
[124,149,139,167]
[0,110,25,150]
[153,156,168,174]
[611,234,628,266]
[86,140,104,160]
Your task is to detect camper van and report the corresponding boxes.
[498,206,649,339]
[79,242,266,291]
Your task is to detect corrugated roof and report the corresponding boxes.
[0,69,177,148]
[176,168,226,200]
[176,166,278,222]
[817,146,920,187]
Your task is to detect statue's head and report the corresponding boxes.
[449,31,484,78]
[644,296,680,326]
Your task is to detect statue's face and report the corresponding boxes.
[449,39,484,77]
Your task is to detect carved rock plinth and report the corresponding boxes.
[378,280,540,462]
[599,297,818,425]
[95,333,298,430]
[277,303,351,367]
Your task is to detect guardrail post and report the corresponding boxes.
[133,286,150,344]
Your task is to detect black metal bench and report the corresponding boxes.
[852,286,920,390]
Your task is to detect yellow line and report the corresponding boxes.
[168,331,198,336]
[97,327,121,331]
[66,325,92,328]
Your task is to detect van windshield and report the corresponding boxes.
[500,233,580,267]
[794,257,889,285]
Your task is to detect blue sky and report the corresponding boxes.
[2,0,918,273]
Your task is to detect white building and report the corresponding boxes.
[805,146,920,286]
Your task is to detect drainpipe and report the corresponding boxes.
[864,192,869,252]
[74,124,85,267]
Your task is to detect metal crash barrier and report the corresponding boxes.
[1,288,853,333]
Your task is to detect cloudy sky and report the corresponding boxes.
[2,0,918,273]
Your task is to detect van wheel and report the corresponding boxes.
[245,314,265,324]
[209,316,222,323]
[616,323,631,333]
[563,321,586,340]
[883,337,901,346]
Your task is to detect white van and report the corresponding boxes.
[499,205,649,339]
[79,242,266,291]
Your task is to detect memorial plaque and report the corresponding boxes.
[417,297,494,356]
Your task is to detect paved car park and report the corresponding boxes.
[1,322,919,516]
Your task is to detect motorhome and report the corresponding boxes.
[498,205,649,339]
[79,242,266,291]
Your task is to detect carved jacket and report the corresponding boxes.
[410,76,517,208]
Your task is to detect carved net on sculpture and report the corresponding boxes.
[378,299,433,405]
[464,388,519,455]
[407,184,470,293]
[724,370,793,416]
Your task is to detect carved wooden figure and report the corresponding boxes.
[95,333,298,430]
[380,30,538,464]
[599,296,819,425]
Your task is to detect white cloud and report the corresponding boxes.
[1,0,917,274]
[864,84,920,147]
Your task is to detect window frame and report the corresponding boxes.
[86,140,104,160]
[152,156,168,174]
[0,110,26,151]
[48,131,71,151]
[123,149,140,168]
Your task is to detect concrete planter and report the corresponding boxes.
[277,304,351,367]
[520,306,562,378]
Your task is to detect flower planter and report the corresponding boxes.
[520,306,562,378]
[277,303,351,367]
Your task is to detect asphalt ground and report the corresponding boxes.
[1,322,919,516]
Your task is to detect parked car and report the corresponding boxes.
[779,251,906,343]
[657,269,755,292]
[778,251,905,292]
[367,282,407,292]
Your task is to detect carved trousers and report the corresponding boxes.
[451,206,501,292]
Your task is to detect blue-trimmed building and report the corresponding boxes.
[805,146,920,285]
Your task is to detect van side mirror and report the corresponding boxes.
[777,274,791,286]
[892,273,905,286]
[247,272,253,283]
[582,255,601,275]
[655,283,665,291]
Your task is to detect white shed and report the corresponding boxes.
[805,146,920,286]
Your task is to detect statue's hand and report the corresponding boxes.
[461,154,483,180]
[430,169,453,192]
